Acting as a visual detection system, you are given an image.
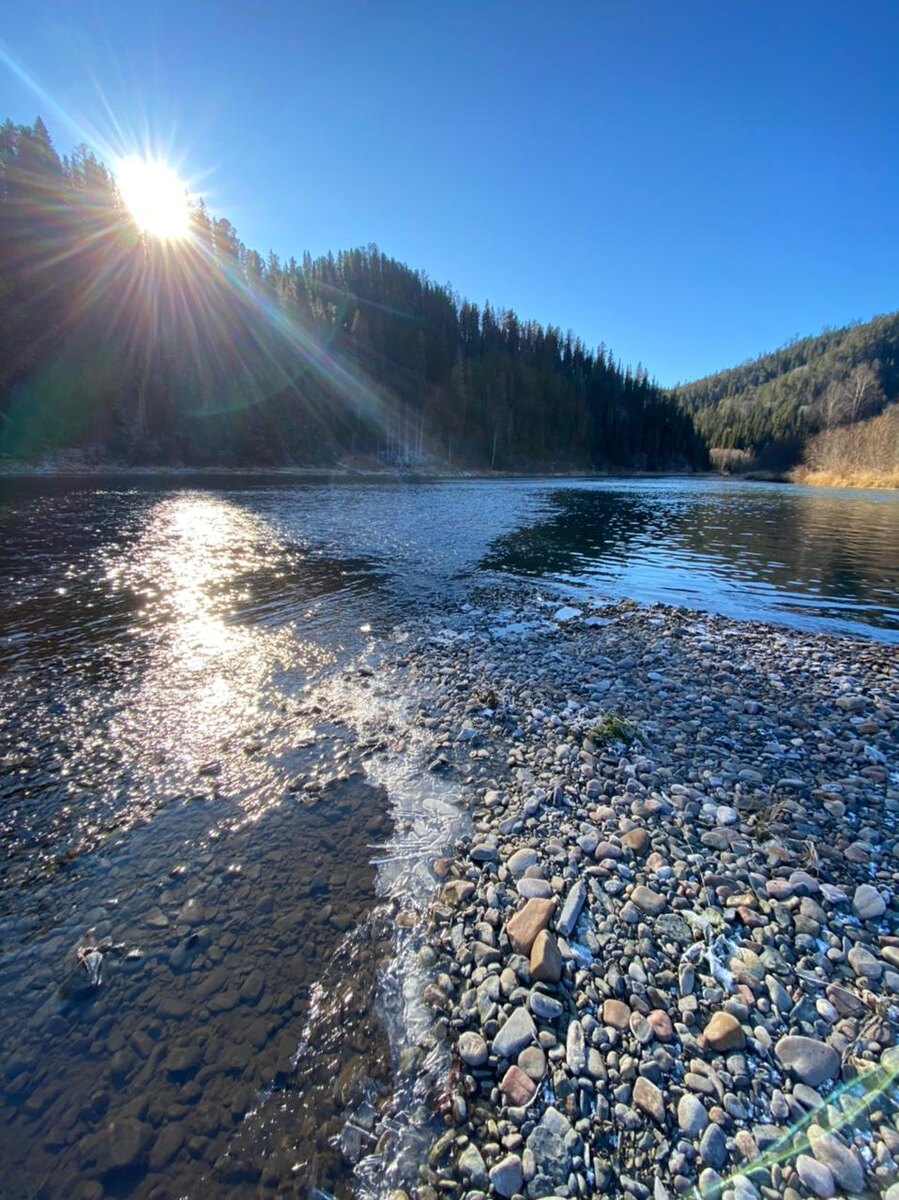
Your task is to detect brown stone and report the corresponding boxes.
[703,1011,746,1051]
[602,999,631,1030]
[506,897,555,955]
[499,1064,536,1106]
[621,828,650,855]
[530,929,563,983]
[647,1009,674,1042]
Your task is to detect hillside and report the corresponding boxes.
[672,312,899,469]
[0,117,706,473]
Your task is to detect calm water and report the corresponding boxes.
[0,475,897,1200]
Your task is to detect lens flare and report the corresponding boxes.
[115,155,190,240]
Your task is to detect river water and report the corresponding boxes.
[0,475,896,1199]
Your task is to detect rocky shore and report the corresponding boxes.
[386,591,898,1200]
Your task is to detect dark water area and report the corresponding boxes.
[0,474,897,1199]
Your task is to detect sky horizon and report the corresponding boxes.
[1,1,897,387]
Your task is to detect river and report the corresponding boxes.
[0,475,896,1199]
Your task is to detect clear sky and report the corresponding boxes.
[1,1,897,386]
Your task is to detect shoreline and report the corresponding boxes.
[378,591,898,1199]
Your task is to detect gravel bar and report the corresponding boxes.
[384,589,899,1200]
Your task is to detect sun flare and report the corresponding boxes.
[115,155,190,241]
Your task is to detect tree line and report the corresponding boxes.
[0,116,707,472]
[671,313,899,468]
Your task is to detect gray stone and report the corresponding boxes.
[507,847,539,878]
[489,1153,523,1198]
[633,1077,666,1125]
[853,883,886,920]
[774,1036,840,1087]
[529,989,563,1020]
[458,1143,488,1189]
[556,880,586,938]
[699,1123,727,1169]
[796,1153,835,1199]
[678,1093,709,1136]
[566,1019,586,1074]
[459,1031,489,1067]
[808,1124,865,1194]
[493,1005,536,1059]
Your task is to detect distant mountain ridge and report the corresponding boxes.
[671,311,899,469]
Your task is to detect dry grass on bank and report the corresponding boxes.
[791,404,899,489]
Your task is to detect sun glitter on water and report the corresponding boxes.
[115,155,190,240]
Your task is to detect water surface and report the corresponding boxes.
[0,475,896,1199]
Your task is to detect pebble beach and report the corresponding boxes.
[379,589,899,1200]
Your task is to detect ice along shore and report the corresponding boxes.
[378,589,898,1200]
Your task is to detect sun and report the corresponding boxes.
[115,155,190,241]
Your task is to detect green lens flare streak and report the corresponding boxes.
[688,1054,899,1197]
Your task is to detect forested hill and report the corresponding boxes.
[672,313,899,468]
[0,117,706,472]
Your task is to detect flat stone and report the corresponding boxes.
[678,1093,709,1136]
[493,1006,537,1059]
[459,1030,488,1067]
[630,884,666,916]
[518,877,552,899]
[500,1064,536,1106]
[440,880,475,904]
[633,1077,666,1124]
[529,990,563,1020]
[457,1142,488,1189]
[507,897,555,955]
[703,1012,746,1051]
[774,1036,841,1087]
[603,999,631,1030]
[808,1124,865,1194]
[518,1045,546,1080]
[621,828,650,854]
[507,847,539,878]
[489,1153,524,1198]
[97,1118,153,1173]
[847,944,883,979]
[530,929,563,983]
[647,1009,674,1042]
[566,1019,586,1074]
[699,1122,728,1169]
[796,1153,835,1198]
[556,880,586,938]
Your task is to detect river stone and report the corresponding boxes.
[530,990,564,1020]
[489,1153,524,1198]
[678,1093,709,1136]
[847,944,883,979]
[633,1077,666,1124]
[507,847,539,878]
[774,1037,840,1086]
[493,1006,537,1058]
[518,877,552,899]
[621,828,649,854]
[796,1153,835,1199]
[852,883,886,920]
[458,1143,488,1189]
[459,1030,489,1067]
[526,1125,569,1193]
[699,1122,728,1169]
[631,884,665,915]
[98,1118,153,1173]
[518,1045,547,1080]
[566,1019,586,1073]
[603,999,631,1030]
[808,1124,865,1193]
[556,880,586,937]
[507,897,555,954]
[500,1064,536,1106]
[704,1011,746,1051]
[530,929,563,983]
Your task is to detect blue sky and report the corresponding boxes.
[1,1,897,386]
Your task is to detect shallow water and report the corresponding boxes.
[0,475,896,1199]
